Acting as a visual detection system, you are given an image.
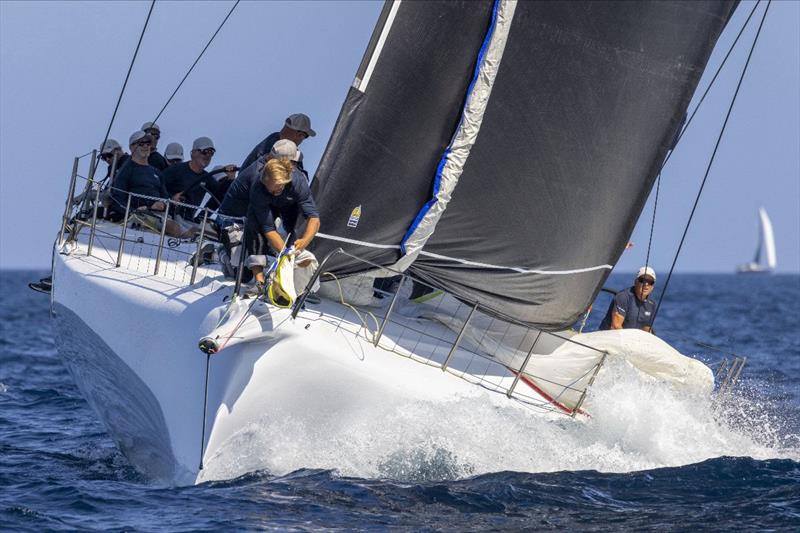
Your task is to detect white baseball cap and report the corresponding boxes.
[269,139,299,161]
[636,266,656,282]
[164,142,184,161]
[192,137,215,151]
[101,139,122,155]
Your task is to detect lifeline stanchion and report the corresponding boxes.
[507,331,542,398]
[442,302,479,371]
[190,210,209,285]
[87,182,102,257]
[153,202,170,275]
[373,275,405,346]
[58,157,80,245]
[115,194,133,268]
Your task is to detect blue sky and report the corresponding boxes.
[1,0,798,272]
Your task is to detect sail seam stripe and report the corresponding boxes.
[418,250,612,275]
[358,0,402,92]
[399,0,507,257]
[317,233,401,249]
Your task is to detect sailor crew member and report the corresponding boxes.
[141,121,169,171]
[164,142,184,166]
[208,164,237,210]
[99,139,130,182]
[219,139,302,218]
[599,266,657,332]
[110,130,192,238]
[244,158,320,293]
[240,113,315,171]
[163,136,223,220]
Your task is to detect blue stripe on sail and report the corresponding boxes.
[400,0,501,255]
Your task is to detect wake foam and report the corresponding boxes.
[199,357,799,483]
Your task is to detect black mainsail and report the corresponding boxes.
[311,0,739,330]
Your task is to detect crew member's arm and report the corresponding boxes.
[264,230,285,253]
[292,182,320,252]
[609,293,628,330]
[293,217,319,251]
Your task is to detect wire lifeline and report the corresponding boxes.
[97,0,156,163]
[651,0,772,328]
[150,0,241,125]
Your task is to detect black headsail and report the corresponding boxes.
[310,0,496,272]
[312,0,738,330]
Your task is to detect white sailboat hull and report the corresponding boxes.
[51,237,547,484]
[51,225,714,485]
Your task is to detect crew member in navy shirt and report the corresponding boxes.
[163,136,225,220]
[240,113,315,171]
[219,139,304,218]
[110,130,194,238]
[111,130,169,213]
[599,266,657,332]
[141,121,169,171]
[244,158,320,291]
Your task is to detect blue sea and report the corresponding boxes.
[1,270,798,531]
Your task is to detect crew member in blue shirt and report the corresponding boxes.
[219,139,303,218]
[244,158,320,293]
[599,266,657,332]
[141,122,169,170]
[110,130,193,238]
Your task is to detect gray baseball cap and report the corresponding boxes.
[101,138,122,155]
[284,113,316,137]
[141,121,160,132]
[164,142,184,160]
[129,130,153,146]
[269,139,299,161]
[192,137,215,151]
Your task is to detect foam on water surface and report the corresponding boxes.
[199,356,799,483]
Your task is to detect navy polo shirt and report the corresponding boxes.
[599,287,656,330]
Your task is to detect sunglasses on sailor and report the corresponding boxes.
[145,129,160,139]
[198,148,216,156]
[636,277,655,286]
[135,140,152,148]
[100,153,114,160]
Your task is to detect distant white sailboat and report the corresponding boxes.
[737,207,776,273]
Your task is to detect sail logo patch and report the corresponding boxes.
[347,205,361,228]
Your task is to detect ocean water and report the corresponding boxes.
[1,270,798,531]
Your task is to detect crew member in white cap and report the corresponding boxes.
[599,266,657,332]
[164,142,184,166]
[220,139,302,219]
[240,113,315,171]
[99,138,130,181]
[141,121,169,170]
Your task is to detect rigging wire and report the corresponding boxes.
[97,1,156,168]
[651,0,772,328]
[642,0,761,270]
[149,0,241,125]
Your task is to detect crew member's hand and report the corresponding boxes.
[294,237,310,251]
[151,201,166,211]
[171,192,184,203]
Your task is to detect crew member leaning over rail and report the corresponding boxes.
[244,158,320,296]
[110,130,196,239]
